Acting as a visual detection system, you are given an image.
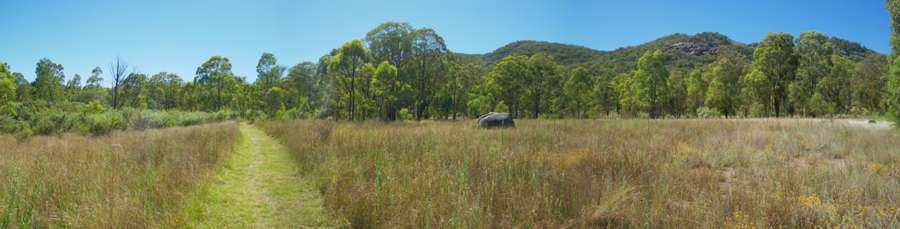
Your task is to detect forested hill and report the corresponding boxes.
[829,37,882,61]
[456,32,882,74]
[1,21,895,134]
[482,40,604,65]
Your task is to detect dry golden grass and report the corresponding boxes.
[0,122,240,228]
[259,119,899,228]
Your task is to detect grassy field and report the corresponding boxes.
[0,122,239,228]
[259,119,899,228]
[182,123,342,228]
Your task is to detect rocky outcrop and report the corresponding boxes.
[667,42,714,56]
[477,112,515,128]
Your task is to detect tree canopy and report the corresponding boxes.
[0,20,895,127]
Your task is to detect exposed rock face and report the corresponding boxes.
[667,42,714,56]
[477,112,515,128]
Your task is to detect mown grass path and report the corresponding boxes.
[181,123,339,228]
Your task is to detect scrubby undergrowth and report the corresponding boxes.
[0,103,239,137]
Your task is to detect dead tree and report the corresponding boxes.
[109,56,129,109]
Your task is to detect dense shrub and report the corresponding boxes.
[0,115,22,133]
[0,104,237,137]
[696,106,721,118]
[84,112,128,136]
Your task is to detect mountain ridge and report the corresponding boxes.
[453,32,882,74]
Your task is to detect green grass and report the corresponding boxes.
[182,123,343,228]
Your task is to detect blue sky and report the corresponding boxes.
[0,0,891,85]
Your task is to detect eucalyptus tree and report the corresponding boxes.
[75,67,107,104]
[444,62,481,119]
[851,55,888,112]
[65,74,82,99]
[790,31,833,116]
[256,53,286,113]
[523,53,562,118]
[591,71,617,117]
[365,22,414,66]
[746,33,797,117]
[407,28,448,120]
[632,50,669,118]
[195,56,234,110]
[372,61,402,120]
[666,69,687,116]
[704,56,745,117]
[13,73,31,102]
[256,53,284,88]
[285,61,319,111]
[685,69,706,115]
[816,55,853,113]
[887,0,900,125]
[0,63,16,115]
[487,55,529,117]
[329,40,370,120]
[34,58,65,103]
[613,72,643,116]
[86,67,104,89]
[121,72,149,109]
[149,72,183,110]
[562,66,593,118]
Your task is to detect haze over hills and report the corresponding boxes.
[455,32,882,74]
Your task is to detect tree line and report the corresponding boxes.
[2,18,900,124]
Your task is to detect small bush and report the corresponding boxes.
[0,115,20,133]
[14,127,32,142]
[31,111,63,135]
[398,108,413,121]
[84,112,127,136]
[696,106,721,118]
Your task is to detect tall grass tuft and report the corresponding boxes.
[0,122,240,228]
[259,119,899,228]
